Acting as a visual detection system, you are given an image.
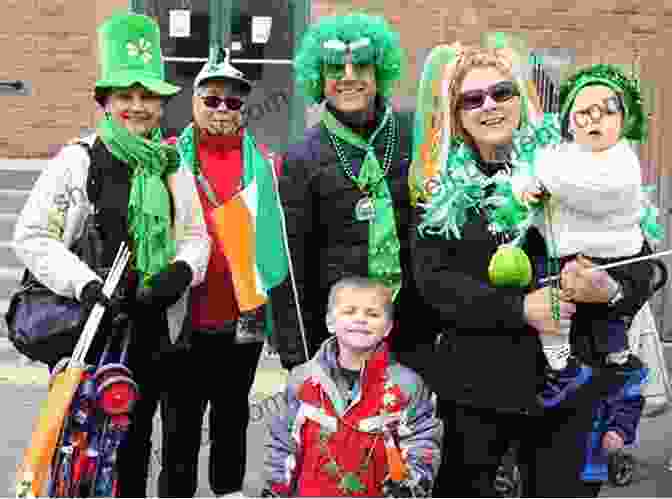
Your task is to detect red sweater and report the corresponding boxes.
[190,131,281,330]
[190,133,244,329]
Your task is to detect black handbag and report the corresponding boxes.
[5,143,109,366]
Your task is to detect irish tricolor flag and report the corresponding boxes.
[210,132,288,312]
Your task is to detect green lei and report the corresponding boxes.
[418,113,563,246]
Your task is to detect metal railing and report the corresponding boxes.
[163,56,292,64]
[0,80,29,95]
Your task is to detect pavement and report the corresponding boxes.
[1,339,672,497]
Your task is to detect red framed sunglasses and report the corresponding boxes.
[457,81,520,111]
[201,95,245,111]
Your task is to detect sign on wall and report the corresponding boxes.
[169,9,191,37]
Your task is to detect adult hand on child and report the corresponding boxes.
[602,430,625,452]
[524,287,575,336]
[561,255,616,303]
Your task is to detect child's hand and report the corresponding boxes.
[521,188,544,205]
[602,430,625,452]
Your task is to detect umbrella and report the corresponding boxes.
[16,243,130,498]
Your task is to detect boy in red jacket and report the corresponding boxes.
[263,276,442,497]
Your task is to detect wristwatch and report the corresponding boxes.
[608,281,624,306]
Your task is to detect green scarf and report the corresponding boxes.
[96,113,179,284]
[321,106,402,300]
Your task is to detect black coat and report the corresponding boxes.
[409,168,657,414]
[270,104,439,367]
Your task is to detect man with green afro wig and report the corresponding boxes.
[269,12,440,381]
[293,12,405,105]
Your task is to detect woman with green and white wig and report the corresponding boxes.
[405,33,658,498]
[13,12,210,497]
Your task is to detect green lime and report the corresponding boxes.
[488,246,532,288]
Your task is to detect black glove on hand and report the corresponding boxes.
[80,280,110,311]
[80,279,126,324]
[136,261,193,309]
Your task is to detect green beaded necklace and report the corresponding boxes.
[327,112,397,194]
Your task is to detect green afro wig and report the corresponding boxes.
[293,12,405,103]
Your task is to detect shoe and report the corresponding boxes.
[538,356,593,408]
[608,353,644,374]
[543,342,571,371]
[216,491,245,498]
[538,357,628,410]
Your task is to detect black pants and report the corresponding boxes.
[433,401,603,498]
[158,330,262,497]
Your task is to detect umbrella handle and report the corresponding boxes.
[97,329,116,369]
[119,322,132,366]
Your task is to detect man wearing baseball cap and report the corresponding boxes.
[157,47,284,498]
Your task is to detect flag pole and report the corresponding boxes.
[539,249,672,285]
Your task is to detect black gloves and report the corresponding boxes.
[136,260,193,309]
[80,279,125,325]
[80,280,108,310]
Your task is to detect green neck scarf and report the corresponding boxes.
[96,113,179,284]
[321,106,402,300]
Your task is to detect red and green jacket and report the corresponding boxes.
[264,338,442,497]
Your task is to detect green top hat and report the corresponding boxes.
[95,12,181,103]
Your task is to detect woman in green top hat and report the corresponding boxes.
[13,11,210,497]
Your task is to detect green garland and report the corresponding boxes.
[640,185,664,243]
[418,113,562,245]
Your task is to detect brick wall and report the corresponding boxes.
[0,0,126,158]
[1,0,670,164]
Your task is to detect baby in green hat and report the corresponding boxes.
[513,64,662,375]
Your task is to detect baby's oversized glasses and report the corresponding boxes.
[201,95,245,111]
[572,95,623,128]
[457,81,520,111]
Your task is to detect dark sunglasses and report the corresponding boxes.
[457,80,520,111]
[201,95,245,111]
[572,95,623,128]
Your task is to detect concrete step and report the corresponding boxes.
[0,243,21,268]
[0,170,40,191]
[0,214,17,242]
[0,267,22,301]
[0,189,29,214]
[0,299,8,337]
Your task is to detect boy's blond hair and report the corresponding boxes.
[326,276,394,325]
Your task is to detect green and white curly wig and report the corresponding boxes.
[293,12,405,103]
